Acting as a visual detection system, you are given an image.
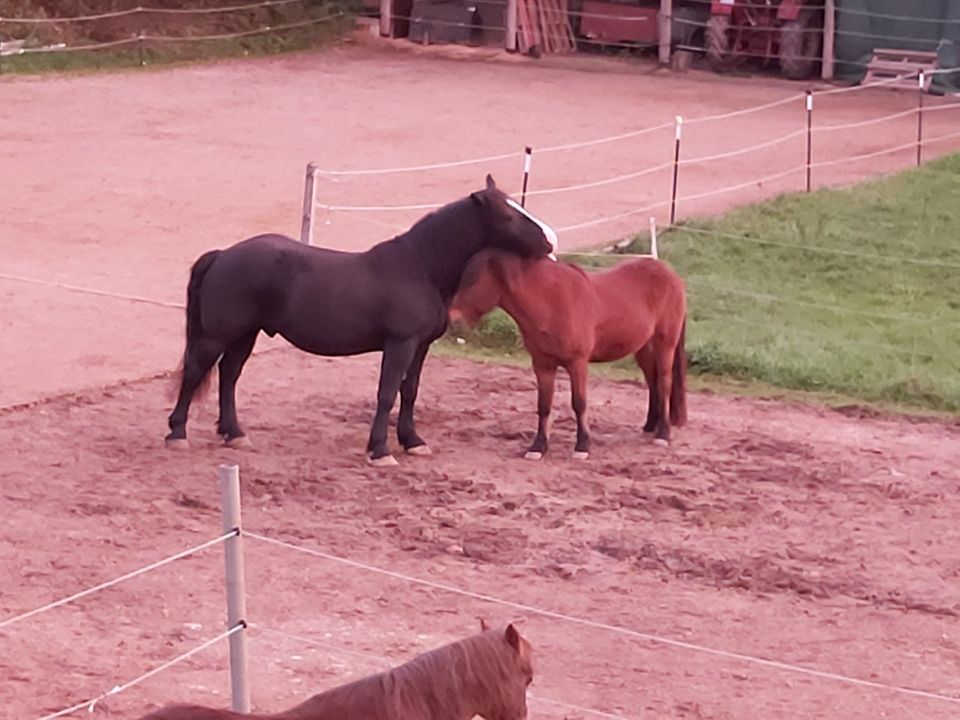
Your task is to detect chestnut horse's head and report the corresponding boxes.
[472,620,535,720]
[449,250,509,328]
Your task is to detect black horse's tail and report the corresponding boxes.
[169,250,221,400]
[185,250,220,346]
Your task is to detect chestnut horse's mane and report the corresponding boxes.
[143,628,527,720]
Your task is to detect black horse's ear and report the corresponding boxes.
[470,191,485,206]
[485,174,497,190]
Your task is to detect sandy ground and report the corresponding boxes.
[1,31,959,720]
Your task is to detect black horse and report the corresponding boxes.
[166,175,558,465]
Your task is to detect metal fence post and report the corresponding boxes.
[219,464,250,713]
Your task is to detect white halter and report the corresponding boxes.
[505,198,559,261]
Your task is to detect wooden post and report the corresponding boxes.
[219,464,250,714]
[821,0,835,81]
[379,0,393,36]
[300,162,317,245]
[505,0,519,51]
[658,0,673,66]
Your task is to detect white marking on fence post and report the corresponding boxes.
[219,464,250,713]
[300,162,317,245]
[649,216,659,259]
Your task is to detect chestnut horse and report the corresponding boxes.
[450,251,687,457]
[140,623,533,720]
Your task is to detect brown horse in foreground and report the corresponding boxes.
[450,251,688,457]
[140,623,533,720]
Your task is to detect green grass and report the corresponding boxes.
[445,154,960,415]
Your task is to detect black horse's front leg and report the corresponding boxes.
[397,340,432,455]
[367,338,419,466]
[525,360,557,460]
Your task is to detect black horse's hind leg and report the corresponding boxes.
[216,330,259,447]
[397,340,432,454]
[166,338,223,447]
[368,338,420,465]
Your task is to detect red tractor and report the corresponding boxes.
[706,0,823,80]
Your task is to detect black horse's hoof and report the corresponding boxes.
[367,453,399,467]
[165,436,189,450]
[572,450,589,460]
[524,450,544,461]
[224,435,253,449]
[405,444,432,456]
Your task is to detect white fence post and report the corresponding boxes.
[219,464,250,713]
[649,216,659,259]
[300,162,318,245]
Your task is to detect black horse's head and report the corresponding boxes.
[471,175,558,260]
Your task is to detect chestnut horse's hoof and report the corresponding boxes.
[572,451,589,460]
[224,435,253,449]
[653,438,669,448]
[405,444,432,456]
[165,437,190,451]
[524,451,544,461]
[367,454,399,467]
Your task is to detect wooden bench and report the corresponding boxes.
[863,47,938,91]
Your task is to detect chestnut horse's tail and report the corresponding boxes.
[669,317,688,427]
[169,250,221,401]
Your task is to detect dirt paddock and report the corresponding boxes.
[1,30,959,720]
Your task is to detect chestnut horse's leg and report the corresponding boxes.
[216,330,259,447]
[635,345,659,433]
[367,338,420,466]
[397,340,432,455]
[652,338,677,446]
[525,360,557,460]
[568,359,590,459]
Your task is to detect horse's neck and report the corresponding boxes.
[389,643,479,719]
[400,202,485,299]
[281,645,478,720]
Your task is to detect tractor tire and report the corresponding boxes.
[706,14,733,72]
[780,12,821,80]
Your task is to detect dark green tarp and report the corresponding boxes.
[835,0,960,91]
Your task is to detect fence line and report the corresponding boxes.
[306,72,935,178]
[38,624,243,720]
[813,107,919,133]
[677,165,806,204]
[556,200,671,233]
[686,278,959,327]
[665,226,960,270]
[143,14,344,44]
[1,532,236,632]
[0,0,305,23]
[314,151,520,177]
[0,272,185,310]
[679,128,805,166]
[523,161,673,198]
[814,138,928,169]
[243,530,960,706]
[249,623,632,720]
